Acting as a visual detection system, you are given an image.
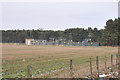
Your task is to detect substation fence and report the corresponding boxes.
[34,41,99,46]
[2,54,119,78]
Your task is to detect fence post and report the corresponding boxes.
[27,65,32,78]
[105,56,107,69]
[90,57,92,79]
[116,54,118,66]
[111,54,113,72]
[70,59,73,78]
[96,56,99,78]
[104,56,108,74]
[118,53,120,79]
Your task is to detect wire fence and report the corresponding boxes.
[2,54,118,78]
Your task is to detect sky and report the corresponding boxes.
[1,1,118,30]
[118,1,120,17]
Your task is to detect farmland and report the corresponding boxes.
[2,43,118,78]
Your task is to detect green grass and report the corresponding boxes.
[2,53,115,78]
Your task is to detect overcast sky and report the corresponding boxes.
[1,1,118,30]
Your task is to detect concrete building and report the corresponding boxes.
[25,39,34,45]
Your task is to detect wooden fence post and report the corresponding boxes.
[104,56,108,74]
[111,54,113,72]
[116,54,118,66]
[70,59,73,78]
[27,65,32,78]
[118,53,120,79]
[90,57,92,79]
[105,56,107,69]
[96,56,99,78]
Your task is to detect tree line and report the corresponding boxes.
[1,18,120,46]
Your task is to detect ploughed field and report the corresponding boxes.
[2,43,118,78]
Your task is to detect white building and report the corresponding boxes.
[25,39,34,45]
